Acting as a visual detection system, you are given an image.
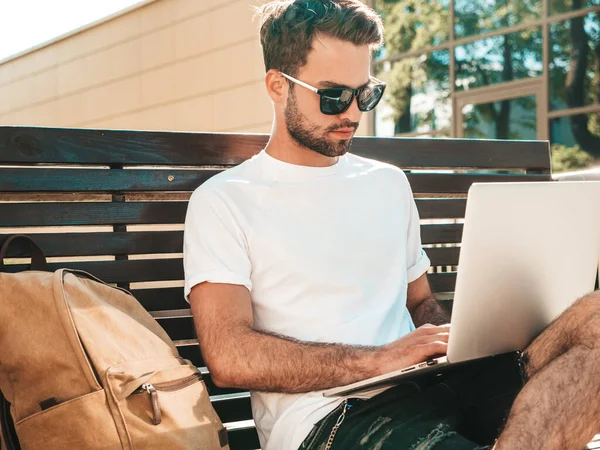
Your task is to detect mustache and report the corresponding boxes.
[327,121,359,133]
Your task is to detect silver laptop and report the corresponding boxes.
[324,180,600,397]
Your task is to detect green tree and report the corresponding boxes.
[375,0,450,134]
[551,144,594,172]
[549,8,600,156]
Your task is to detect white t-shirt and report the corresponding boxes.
[183,150,430,450]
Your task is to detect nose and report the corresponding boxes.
[338,95,362,123]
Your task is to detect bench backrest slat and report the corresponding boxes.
[0,226,467,257]
[0,169,551,193]
[1,127,551,171]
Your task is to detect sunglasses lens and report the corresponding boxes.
[358,84,385,112]
[320,89,353,115]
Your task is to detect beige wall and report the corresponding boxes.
[0,0,274,133]
[0,0,372,135]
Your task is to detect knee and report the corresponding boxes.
[568,290,600,321]
[567,290,600,344]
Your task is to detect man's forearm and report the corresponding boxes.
[411,297,450,327]
[207,325,380,393]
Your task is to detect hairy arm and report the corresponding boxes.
[190,282,378,393]
[190,282,448,393]
[407,273,450,327]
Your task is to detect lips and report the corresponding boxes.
[330,128,355,137]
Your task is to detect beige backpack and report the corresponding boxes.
[0,235,229,450]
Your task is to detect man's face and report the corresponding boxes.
[284,34,372,158]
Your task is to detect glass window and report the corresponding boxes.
[374,0,450,59]
[462,96,537,139]
[454,0,541,39]
[549,0,600,15]
[375,51,451,136]
[550,112,600,157]
[549,12,600,111]
[455,28,543,90]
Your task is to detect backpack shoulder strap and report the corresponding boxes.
[0,235,48,272]
[0,390,20,450]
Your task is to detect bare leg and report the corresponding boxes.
[494,290,600,450]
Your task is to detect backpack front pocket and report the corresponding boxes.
[15,389,121,450]
[105,357,228,450]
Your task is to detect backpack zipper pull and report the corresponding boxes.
[141,383,162,425]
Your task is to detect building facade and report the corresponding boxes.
[0,0,374,136]
[0,0,278,134]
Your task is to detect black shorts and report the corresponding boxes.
[299,352,526,450]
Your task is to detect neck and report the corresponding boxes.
[264,122,339,168]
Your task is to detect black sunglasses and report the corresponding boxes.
[280,72,386,115]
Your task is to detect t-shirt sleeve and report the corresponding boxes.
[405,192,431,283]
[183,187,252,301]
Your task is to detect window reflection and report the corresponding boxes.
[549,12,600,110]
[455,28,543,91]
[549,0,600,15]
[454,0,541,39]
[374,0,450,59]
[550,112,600,157]
[376,51,451,136]
[462,96,537,139]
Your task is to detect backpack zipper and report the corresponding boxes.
[134,373,202,425]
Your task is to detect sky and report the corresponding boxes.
[0,0,145,61]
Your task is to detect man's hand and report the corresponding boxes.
[374,323,450,375]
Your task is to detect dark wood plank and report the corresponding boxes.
[428,272,457,293]
[416,199,467,219]
[0,202,188,227]
[0,225,465,259]
[0,199,467,228]
[212,395,254,423]
[0,168,219,192]
[177,343,204,368]
[406,173,550,194]
[1,258,457,291]
[133,287,188,311]
[421,224,463,245]
[0,127,551,170]
[0,231,461,262]
[0,259,183,283]
[350,137,551,171]
[227,427,260,450]
[0,231,184,258]
[0,127,266,166]
[426,247,460,267]
[157,316,196,342]
[0,168,549,193]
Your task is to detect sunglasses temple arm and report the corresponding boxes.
[280,72,320,94]
[370,76,386,86]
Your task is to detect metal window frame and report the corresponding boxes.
[455,77,547,138]
[370,0,600,139]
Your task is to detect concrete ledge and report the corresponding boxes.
[553,168,600,182]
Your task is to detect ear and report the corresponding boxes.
[265,69,288,106]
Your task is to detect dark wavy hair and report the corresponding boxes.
[255,0,384,76]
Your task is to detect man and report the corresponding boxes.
[183,1,600,449]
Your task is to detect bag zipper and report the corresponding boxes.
[134,373,202,425]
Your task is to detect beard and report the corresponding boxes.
[284,88,358,158]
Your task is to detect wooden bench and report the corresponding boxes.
[0,126,557,449]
